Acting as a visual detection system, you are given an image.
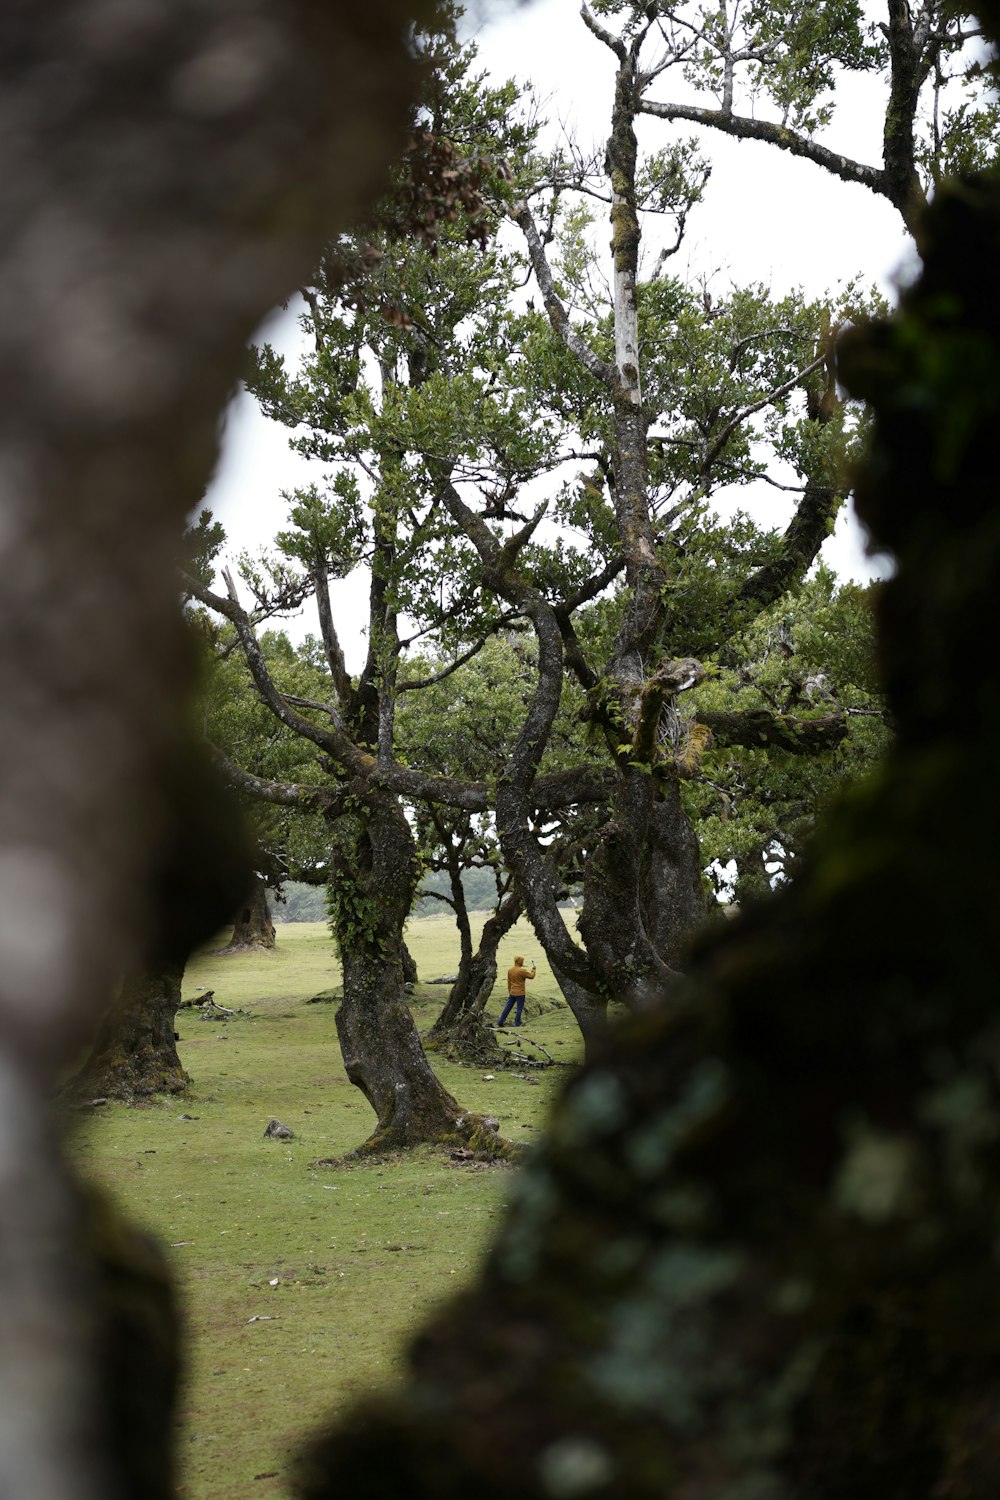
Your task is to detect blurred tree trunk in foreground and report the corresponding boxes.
[294,20,1000,1500]
[0,2,425,1496]
[66,962,188,1103]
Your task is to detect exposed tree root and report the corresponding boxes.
[423,1010,506,1067]
[311,1112,523,1168]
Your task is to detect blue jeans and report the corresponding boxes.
[498,993,524,1026]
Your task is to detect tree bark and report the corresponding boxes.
[217,875,276,953]
[65,963,188,1103]
[549,965,609,1064]
[433,889,522,1034]
[577,768,699,1009]
[0,4,427,1493]
[327,792,511,1159]
[402,942,418,987]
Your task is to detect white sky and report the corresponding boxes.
[206,1,911,665]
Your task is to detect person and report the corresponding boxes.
[498,955,536,1028]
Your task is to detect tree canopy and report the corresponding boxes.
[186,3,901,1076]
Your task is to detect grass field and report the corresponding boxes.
[67,915,585,1500]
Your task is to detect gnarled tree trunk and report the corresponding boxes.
[578,768,705,1010]
[428,890,522,1067]
[433,890,521,1034]
[328,791,509,1158]
[550,965,609,1061]
[217,875,276,953]
[66,963,188,1102]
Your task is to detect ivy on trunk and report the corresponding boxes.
[322,791,515,1160]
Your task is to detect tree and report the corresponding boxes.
[690,568,891,901]
[293,95,1000,1500]
[204,8,886,1079]
[184,15,536,1155]
[399,638,531,1051]
[217,874,276,953]
[598,0,998,231]
[65,964,189,1103]
[433,15,869,1034]
[196,620,336,950]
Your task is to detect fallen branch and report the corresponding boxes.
[495,1030,555,1066]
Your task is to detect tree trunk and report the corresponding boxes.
[578,768,700,1010]
[327,792,511,1159]
[434,849,475,1015]
[217,875,275,953]
[433,889,521,1034]
[401,942,418,986]
[427,891,522,1068]
[0,1,433,1494]
[550,966,609,1064]
[641,775,711,969]
[65,962,188,1102]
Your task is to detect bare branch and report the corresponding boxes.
[580,3,626,60]
[510,198,618,391]
[703,351,826,472]
[312,563,355,709]
[638,98,886,200]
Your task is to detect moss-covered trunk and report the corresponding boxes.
[67,962,188,1102]
[329,792,507,1157]
[401,942,418,986]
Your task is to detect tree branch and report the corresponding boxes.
[438,479,600,991]
[580,3,626,60]
[638,98,886,200]
[694,709,848,754]
[702,352,826,473]
[510,198,618,391]
[312,563,355,710]
[397,620,521,694]
[737,474,845,614]
[208,745,343,812]
[633,658,706,764]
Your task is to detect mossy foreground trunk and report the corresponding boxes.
[294,170,1000,1497]
[67,963,188,1102]
[330,792,509,1158]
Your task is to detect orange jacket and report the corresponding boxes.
[506,963,536,997]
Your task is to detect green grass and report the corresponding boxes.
[67,917,583,1500]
